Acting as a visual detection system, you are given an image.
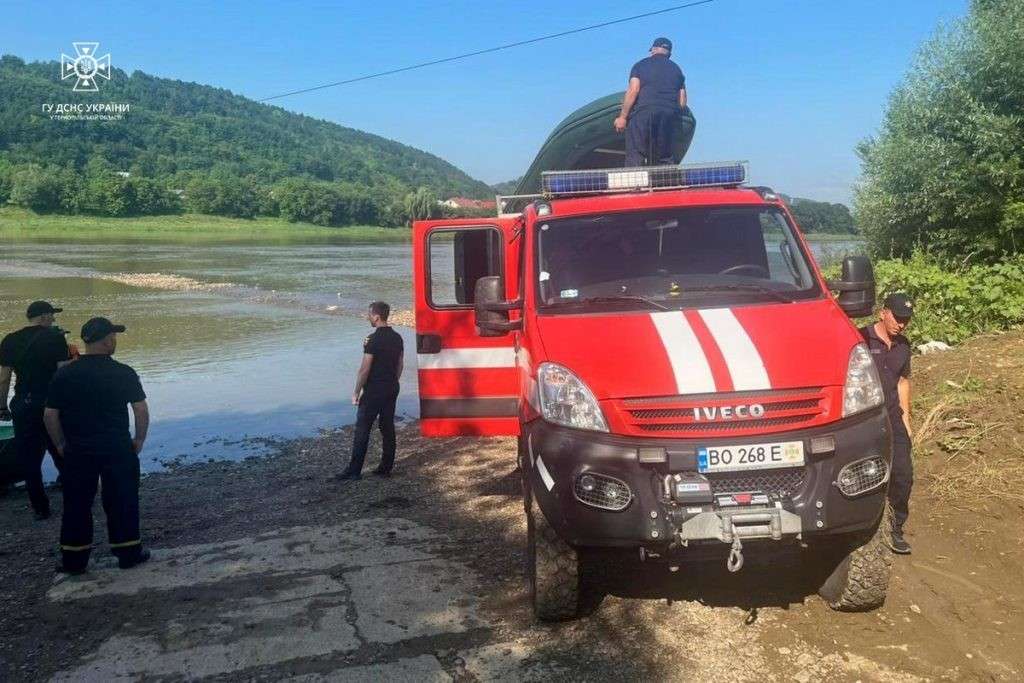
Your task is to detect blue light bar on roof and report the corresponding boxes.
[541,161,747,197]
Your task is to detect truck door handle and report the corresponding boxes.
[417,334,442,354]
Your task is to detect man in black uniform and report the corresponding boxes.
[0,301,71,520]
[614,37,688,166]
[338,301,404,481]
[861,293,915,554]
[44,317,151,574]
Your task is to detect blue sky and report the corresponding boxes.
[3,0,968,204]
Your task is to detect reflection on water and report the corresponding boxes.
[1,238,864,476]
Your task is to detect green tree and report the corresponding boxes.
[0,158,13,204]
[185,173,259,219]
[785,197,856,234]
[855,0,1024,261]
[275,178,344,226]
[404,187,441,222]
[129,177,182,215]
[10,164,62,213]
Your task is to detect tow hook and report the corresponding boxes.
[727,526,744,573]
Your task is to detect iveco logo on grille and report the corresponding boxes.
[693,404,766,421]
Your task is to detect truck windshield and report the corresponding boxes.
[536,205,820,311]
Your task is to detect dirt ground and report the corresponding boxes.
[1,332,1023,682]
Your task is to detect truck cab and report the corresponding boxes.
[413,161,892,620]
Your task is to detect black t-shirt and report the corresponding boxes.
[363,326,403,392]
[629,55,686,114]
[860,325,911,419]
[46,355,146,450]
[0,325,70,398]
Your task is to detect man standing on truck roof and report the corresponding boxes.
[860,293,915,555]
[614,37,688,167]
[337,301,404,481]
[45,317,151,574]
[0,301,71,521]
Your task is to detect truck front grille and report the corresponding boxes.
[609,387,833,439]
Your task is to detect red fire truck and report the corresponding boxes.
[413,161,892,620]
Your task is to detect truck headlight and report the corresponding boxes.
[537,362,608,432]
[842,343,884,417]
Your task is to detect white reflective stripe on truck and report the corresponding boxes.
[698,308,771,391]
[417,347,516,369]
[650,311,716,394]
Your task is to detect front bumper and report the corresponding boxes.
[523,408,891,549]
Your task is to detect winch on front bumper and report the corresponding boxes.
[521,406,893,568]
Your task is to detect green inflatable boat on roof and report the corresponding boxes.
[512,91,697,196]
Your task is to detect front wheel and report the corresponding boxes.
[526,490,581,621]
[817,507,894,612]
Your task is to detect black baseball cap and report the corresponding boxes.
[883,293,914,319]
[652,37,673,52]
[81,317,126,343]
[26,301,62,318]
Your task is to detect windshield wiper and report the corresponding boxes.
[547,295,669,311]
[679,284,794,303]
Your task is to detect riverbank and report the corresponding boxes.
[0,207,861,244]
[0,208,410,244]
[1,331,1021,680]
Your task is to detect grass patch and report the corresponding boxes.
[0,207,411,244]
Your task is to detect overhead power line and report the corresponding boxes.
[259,0,715,102]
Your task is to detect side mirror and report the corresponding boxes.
[827,256,876,318]
[474,275,523,337]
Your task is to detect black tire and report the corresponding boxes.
[818,507,894,612]
[526,491,581,621]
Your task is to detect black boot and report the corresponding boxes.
[118,548,151,570]
[889,528,911,555]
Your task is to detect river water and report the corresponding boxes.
[0,238,864,475]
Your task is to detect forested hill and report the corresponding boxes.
[0,55,492,200]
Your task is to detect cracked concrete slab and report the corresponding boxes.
[48,519,488,681]
[48,519,437,601]
[53,574,359,681]
[345,558,484,644]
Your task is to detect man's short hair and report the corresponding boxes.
[369,301,390,321]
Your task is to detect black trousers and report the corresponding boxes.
[889,419,913,532]
[625,108,680,166]
[10,394,63,515]
[60,442,142,572]
[345,387,399,475]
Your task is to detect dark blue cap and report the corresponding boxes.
[81,317,126,343]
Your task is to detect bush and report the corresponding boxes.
[826,252,1024,345]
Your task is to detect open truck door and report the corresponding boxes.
[413,218,522,437]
